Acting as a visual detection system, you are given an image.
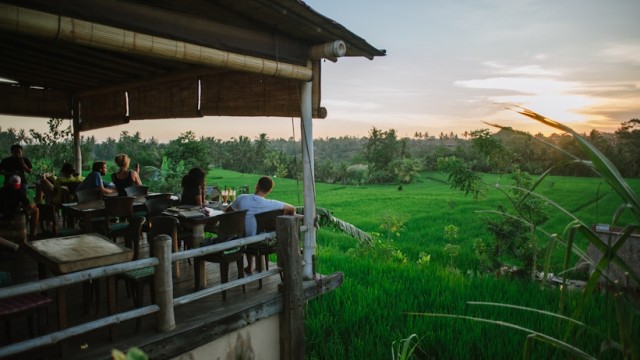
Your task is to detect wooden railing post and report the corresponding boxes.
[277,215,304,360]
[153,234,175,332]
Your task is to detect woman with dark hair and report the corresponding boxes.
[180,167,206,206]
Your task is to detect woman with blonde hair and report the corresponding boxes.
[111,154,142,196]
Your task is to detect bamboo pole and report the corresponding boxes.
[171,232,274,262]
[308,40,346,62]
[0,4,313,82]
[0,258,157,300]
[277,215,305,360]
[0,236,19,252]
[173,268,281,306]
[153,234,175,332]
[0,305,158,359]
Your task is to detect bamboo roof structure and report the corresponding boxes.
[0,0,385,132]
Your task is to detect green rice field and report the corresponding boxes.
[210,169,640,359]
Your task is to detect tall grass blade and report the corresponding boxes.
[409,313,597,360]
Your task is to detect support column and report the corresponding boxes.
[72,100,82,173]
[300,80,316,280]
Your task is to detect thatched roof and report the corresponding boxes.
[0,0,385,132]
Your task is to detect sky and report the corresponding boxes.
[1,0,639,142]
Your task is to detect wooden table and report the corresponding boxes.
[163,207,225,289]
[61,196,149,233]
[23,233,133,353]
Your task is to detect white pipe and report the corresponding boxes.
[0,4,313,81]
[300,80,316,280]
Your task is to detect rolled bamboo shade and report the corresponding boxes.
[0,4,313,82]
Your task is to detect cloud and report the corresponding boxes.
[481,61,561,76]
[321,99,382,111]
[600,43,640,65]
[455,77,581,95]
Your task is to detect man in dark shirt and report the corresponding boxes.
[0,175,39,240]
[0,144,33,195]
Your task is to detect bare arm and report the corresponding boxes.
[283,203,296,215]
[21,158,33,174]
[132,170,142,185]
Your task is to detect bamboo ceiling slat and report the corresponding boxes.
[79,91,128,131]
[0,4,314,82]
[0,84,71,119]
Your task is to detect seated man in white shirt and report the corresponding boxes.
[226,176,295,273]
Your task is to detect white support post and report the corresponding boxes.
[72,101,82,173]
[300,80,316,280]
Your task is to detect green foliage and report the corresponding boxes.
[364,127,402,183]
[416,252,431,266]
[438,156,487,199]
[347,237,408,264]
[379,211,407,241]
[443,224,459,242]
[391,158,422,184]
[473,238,498,272]
[391,334,422,360]
[144,156,185,194]
[421,108,640,359]
[111,347,148,360]
[28,118,74,175]
[469,128,511,173]
[163,131,210,171]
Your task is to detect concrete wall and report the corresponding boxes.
[171,315,280,360]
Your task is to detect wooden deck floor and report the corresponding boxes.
[0,234,285,360]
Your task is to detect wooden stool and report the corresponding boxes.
[0,271,53,344]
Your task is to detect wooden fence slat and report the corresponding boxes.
[277,215,305,360]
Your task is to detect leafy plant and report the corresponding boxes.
[417,252,431,266]
[379,211,407,241]
[111,347,148,360]
[391,334,421,360]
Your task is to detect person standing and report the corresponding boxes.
[111,154,142,196]
[77,161,116,196]
[0,175,39,240]
[227,176,295,273]
[0,144,33,195]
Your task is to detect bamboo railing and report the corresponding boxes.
[0,215,305,359]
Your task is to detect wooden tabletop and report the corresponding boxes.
[163,207,225,225]
[23,233,133,274]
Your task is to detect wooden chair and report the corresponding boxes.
[141,196,173,234]
[144,197,173,219]
[245,209,285,288]
[198,210,248,300]
[102,196,135,242]
[36,203,82,238]
[115,216,151,331]
[124,185,149,197]
[64,181,82,198]
[147,216,180,277]
[75,188,102,203]
[0,271,52,343]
